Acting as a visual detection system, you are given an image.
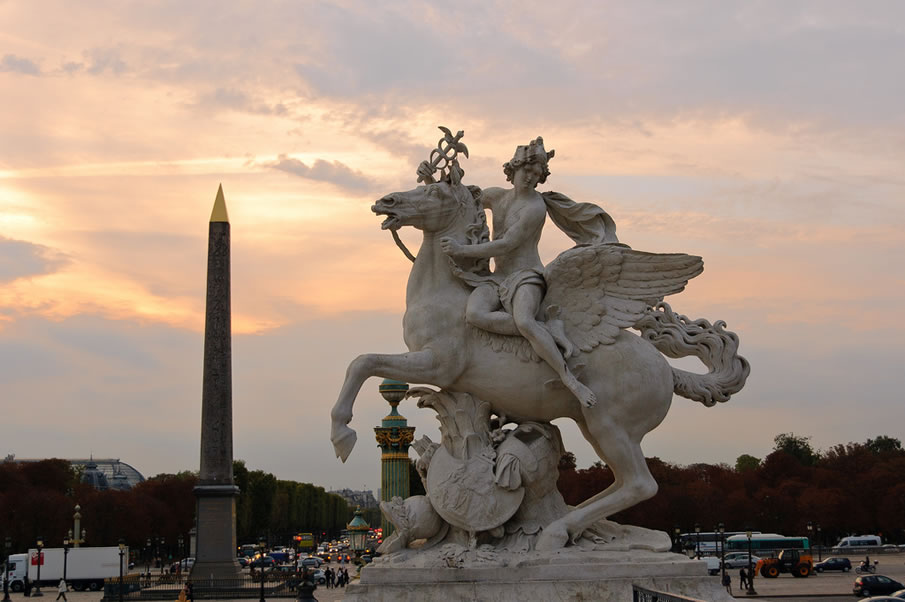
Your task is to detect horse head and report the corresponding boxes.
[372,180,486,240]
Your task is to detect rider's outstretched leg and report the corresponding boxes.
[512,286,596,408]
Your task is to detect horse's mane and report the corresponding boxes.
[452,183,491,277]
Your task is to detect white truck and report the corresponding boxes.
[5,546,127,592]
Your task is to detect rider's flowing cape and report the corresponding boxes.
[542,191,619,245]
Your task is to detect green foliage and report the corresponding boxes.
[773,432,819,466]
[866,435,902,455]
[557,433,905,545]
[735,454,761,472]
[0,459,350,556]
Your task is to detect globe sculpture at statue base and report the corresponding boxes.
[330,129,749,600]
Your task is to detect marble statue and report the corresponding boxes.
[330,127,750,560]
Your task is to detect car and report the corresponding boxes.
[815,556,852,573]
[307,568,326,585]
[169,557,195,573]
[249,556,276,569]
[892,591,905,599]
[300,557,322,569]
[854,575,905,597]
[721,552,760,569]
[237,557,250,568]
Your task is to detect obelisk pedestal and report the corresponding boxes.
[191,185,241,579]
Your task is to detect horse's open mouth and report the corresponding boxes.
[373,206,400,231]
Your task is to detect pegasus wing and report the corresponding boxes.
[543,244,703,351]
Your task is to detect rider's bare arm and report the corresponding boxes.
[480,187,506,210]
[443,201,545,260]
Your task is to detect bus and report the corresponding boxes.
[679,531,755,555]
[726,533,810,555]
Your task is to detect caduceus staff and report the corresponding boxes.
[391,127,469,262]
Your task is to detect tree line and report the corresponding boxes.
[3,434,901,557]
[557,433,905,546]
[0,459,351,557]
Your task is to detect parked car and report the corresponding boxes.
[307,569,326,585]
[854,575,905,597]
[237,557,250,568]
[721,552,760,569]
[814,556,851,573]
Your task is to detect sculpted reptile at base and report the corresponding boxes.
[330,127,749,554]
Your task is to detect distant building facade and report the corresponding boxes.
[332,488,378,509]
[7,456,145,490]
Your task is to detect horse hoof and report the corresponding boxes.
[535,523,569,551]
[331,425,358,462]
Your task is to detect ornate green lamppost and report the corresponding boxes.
[374,379,415,537]
[347,507,370,561]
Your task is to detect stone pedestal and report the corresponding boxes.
[344,550,734,602]
[191,486,241,579]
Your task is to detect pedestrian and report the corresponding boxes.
[739,567,749,590]
[55,578,68,601]
[343,567,349,586]
[721,572,731,594]
[24,575,31,597]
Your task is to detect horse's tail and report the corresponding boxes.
[635,302,750,407]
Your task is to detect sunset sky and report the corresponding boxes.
[1,1,903,494]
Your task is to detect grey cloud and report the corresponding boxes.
[61,61,83,74]
[85,47,128,75]
[0,54,40,75]
[266,154,373,191]
[196,87,287,115]
[0,237,67,283]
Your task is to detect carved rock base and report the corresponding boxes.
[344,550,734,602]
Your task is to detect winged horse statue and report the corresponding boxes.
[330,129,749,551]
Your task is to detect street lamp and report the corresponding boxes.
[3,535,12,602]
[746,529,757,595]
[347,506,370,560]
[718,523,726,583]
[806,521,813,562]
[33,536,44,597]
[258,537,267,602]
[62,531,72,585]
[118,539,125,602]
[694,523,701,559]
[816,524,822,561]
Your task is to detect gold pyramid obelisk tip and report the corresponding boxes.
[210,184,229,223]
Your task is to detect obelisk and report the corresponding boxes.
[191,184,241,578]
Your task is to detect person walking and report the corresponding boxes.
[739,567,749,590]
[55,578,68,601]
[721,572,731,595]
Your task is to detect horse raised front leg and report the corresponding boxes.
[331,350,440,462]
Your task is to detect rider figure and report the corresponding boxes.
[436,138,597,408]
